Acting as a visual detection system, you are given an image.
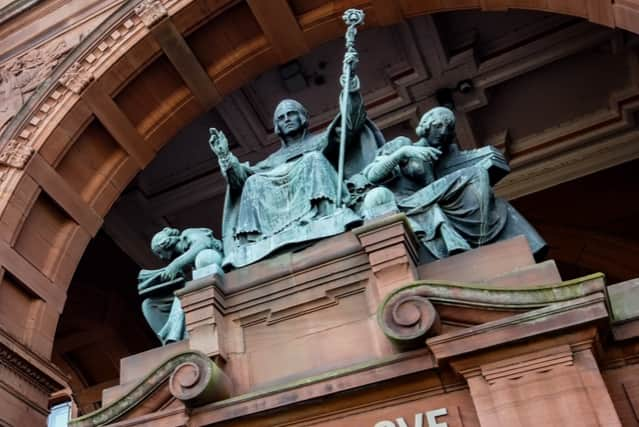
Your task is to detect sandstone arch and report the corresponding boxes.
[0,0,637,422]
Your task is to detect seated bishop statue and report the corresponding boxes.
[208,51,384,268]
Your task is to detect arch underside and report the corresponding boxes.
[1,0,639,419]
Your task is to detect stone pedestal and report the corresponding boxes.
[354,214,420,301]
[72,220,638,427]
[176,274,226,362]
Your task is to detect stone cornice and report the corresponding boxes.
[189,348,437,426]
[0,331,66,394]
[427,292,608,361]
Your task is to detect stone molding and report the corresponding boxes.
[0,138,34,168]
[58,62,94,95]
[133,0,168,28]
[354,214,420,301]
[387,272,604,311]
[176,275,227,360]
[190,349,435,426]
[479,345,574,384]
[176,241,372,358]
[0,0,41,26]
[0,340,64,394]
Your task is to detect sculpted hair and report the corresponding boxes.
[151,227,180,253]
[273,99,309,136]
[415,106,456,138]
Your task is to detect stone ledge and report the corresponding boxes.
[189,349,436,426]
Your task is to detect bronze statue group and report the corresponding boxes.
[139,9,545,345]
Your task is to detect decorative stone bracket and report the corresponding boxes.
[377,273,606,350]
[69,351,231,427]
[168,351,232,406]
[377,287,441,350]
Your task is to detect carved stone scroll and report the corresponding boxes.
[169,354,232,406]
[69,351,231,427]
[377,273,607,350]
[378,288,441,350]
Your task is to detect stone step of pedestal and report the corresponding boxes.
[418,235,537,283]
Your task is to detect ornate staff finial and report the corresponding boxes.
[342,8,365,27]
[342,9,365,51]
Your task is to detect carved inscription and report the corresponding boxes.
[374,408,448,427]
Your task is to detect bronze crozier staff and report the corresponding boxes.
[337,8,365,207]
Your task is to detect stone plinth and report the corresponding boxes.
[353,214,420,299]
[176,274,226,361]
[71,221,638,427]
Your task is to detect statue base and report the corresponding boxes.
[76,217,632,427]
[222,207,361,268]
[192,263,223,280]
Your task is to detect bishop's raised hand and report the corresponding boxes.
[208,128,230,158]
